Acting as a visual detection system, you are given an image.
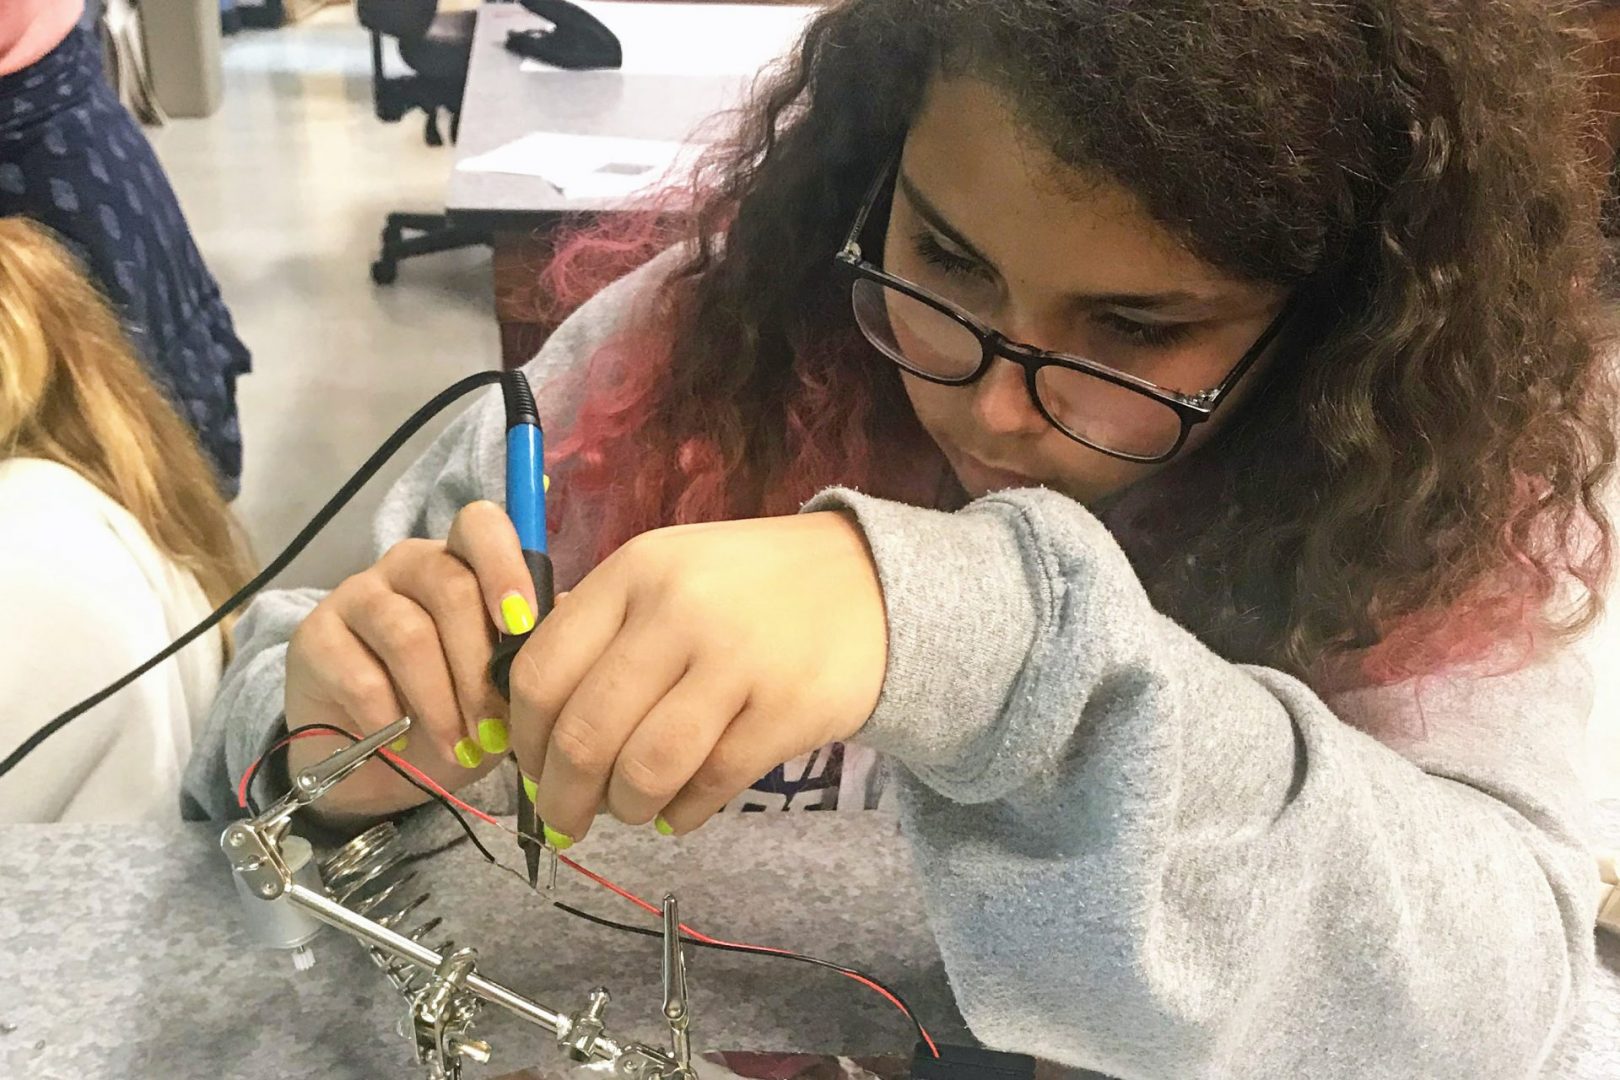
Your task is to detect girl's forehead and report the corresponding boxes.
[902,77,1277,313]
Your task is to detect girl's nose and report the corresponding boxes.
[970,353,1050,439]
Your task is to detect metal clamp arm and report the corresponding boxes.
[662,894,694,1079]
[221,716,698,1080]
[285,716,414,813]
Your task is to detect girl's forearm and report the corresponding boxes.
[810,485,1592,1079]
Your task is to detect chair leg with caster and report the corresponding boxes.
[370,212,487,285]
[373,219,404,285]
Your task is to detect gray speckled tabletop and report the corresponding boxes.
[0,811,968,1080]
[2,803,1616,1080]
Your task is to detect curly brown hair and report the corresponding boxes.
[548,0,1617,685]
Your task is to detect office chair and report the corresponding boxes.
[356,0,489,284]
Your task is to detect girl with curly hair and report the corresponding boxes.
[189,1,1615,1074]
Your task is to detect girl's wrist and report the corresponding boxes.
[802,487,1038,774]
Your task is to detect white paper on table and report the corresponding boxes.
[455,132,709,199]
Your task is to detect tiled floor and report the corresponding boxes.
[146,11,498,590]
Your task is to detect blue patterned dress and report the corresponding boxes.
[0,28,250,496]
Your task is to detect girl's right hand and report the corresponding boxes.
[280,501,541,823]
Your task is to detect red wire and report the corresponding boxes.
[237,730,499,827]
[556,851,938,1056]
[240,733,939,1056]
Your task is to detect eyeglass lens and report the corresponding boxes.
[851,277,1184,458]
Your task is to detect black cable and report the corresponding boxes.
[0,371,506,780]
[397,833,475,872]
[252,727,938,1055]
[551,899,933,1052]
[26,355,939,1053]
[249,721,500,865]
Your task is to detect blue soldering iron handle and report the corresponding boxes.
[504,420,547,556]
[491,371,551,702]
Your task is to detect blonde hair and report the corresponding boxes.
[0,218,251,647]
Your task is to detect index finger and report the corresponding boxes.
[445,500,537,636]
[506,572,629,806]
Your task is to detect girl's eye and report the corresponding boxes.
[1095,311,1194,349]
[911,231,991,281]
[905,228,1196,350]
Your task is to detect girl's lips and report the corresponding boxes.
[954,449,1040,492]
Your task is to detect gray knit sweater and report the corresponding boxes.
[182,251,1613,1078]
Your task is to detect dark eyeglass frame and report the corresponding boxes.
[832,154,1297,464]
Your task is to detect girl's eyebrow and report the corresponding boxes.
[897,170,1224,314]
[898,170,999,267]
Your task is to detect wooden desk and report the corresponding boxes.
[447,0,816,366]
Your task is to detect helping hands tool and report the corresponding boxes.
[225,365,716,1078]
[224,715,703,1080]
[21,363,933,1080]
[487,371,555,889]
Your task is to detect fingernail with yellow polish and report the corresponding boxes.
[388,735,410,754]
[522,773,538,804]
[543,474,550,493]
[501,593,536,635]
[655,816,675,837]
[453,738,484,769]
[543,824,574,851]
[477,718,509,755]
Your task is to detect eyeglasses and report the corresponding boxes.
[832,155,1294,464]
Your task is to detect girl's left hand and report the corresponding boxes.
[507,511,887,842]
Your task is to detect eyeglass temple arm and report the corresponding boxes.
[841,150,903,258]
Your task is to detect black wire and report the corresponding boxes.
[253,726,937,1055]
[25,354,934,1049]
[396,832,476,872]
[551,899,934,1052]
[0,371,505,780]
[250,721,501,864]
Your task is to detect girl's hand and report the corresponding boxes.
[282,501,540,822]
[508,512,887,842]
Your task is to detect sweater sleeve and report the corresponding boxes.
[803,484,1594,1080]
[180,249,683,820]
[0,511,187,822]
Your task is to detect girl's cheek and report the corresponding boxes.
[902,374,965,435]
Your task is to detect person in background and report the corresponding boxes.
[189,0,1615,1075]
[0,0,251,495]
[0,218,251,822]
